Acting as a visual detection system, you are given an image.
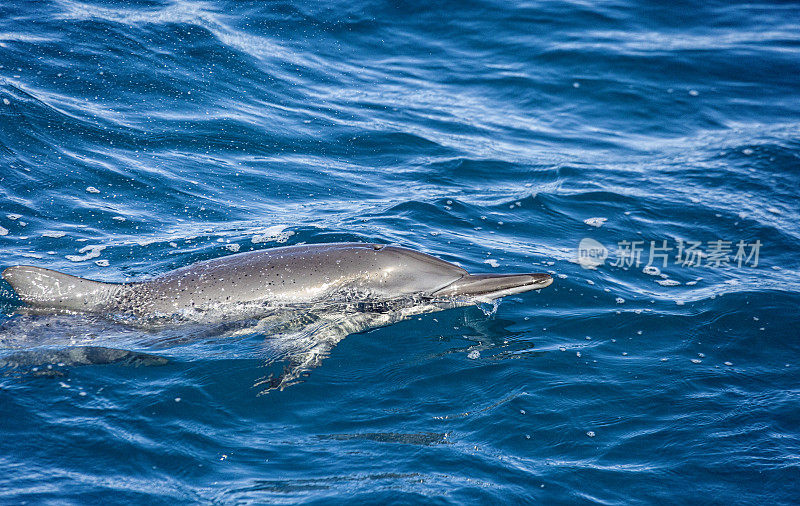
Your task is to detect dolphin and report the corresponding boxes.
[1,243,552,390]
[2,242,552,318]
[0,346,169,370]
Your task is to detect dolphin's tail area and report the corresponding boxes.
[2,265,121,312]
[431,273,553,299]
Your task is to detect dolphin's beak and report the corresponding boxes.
[430,273,553,299]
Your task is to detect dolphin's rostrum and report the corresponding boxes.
[3,242,553,318]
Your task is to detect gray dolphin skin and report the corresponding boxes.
[2,242,553,318]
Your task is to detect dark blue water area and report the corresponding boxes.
[1,0,799,503]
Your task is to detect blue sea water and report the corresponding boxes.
[1,0,799,503]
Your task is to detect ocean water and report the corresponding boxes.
[1,0,799,503]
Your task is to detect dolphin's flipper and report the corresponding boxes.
[2,266,122,312]
[253,300,458,394]
[254,318,350,394]
[0,346,168,374]
[255,343,333,393]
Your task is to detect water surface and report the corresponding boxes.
[1,0,799,503]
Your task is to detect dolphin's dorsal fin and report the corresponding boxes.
[2,265,121,312]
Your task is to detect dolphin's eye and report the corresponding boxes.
[372,244,386,251]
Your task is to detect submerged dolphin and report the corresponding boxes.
[2,242,552,318]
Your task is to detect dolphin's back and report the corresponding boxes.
[2,265,121,312]
[128,242,468,314]
[2,243,467,316]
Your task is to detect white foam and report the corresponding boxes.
[642,265,661,276]
[86,186,100,194]
[225,243,241,253]
[0,226,7,236]
[584,217,607,227]
[6,214,21,220]
[42,231,66,238]
[656,279,680,286]
[66,244,106,262]
[251,225,294,244]
[483,259,499,268]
